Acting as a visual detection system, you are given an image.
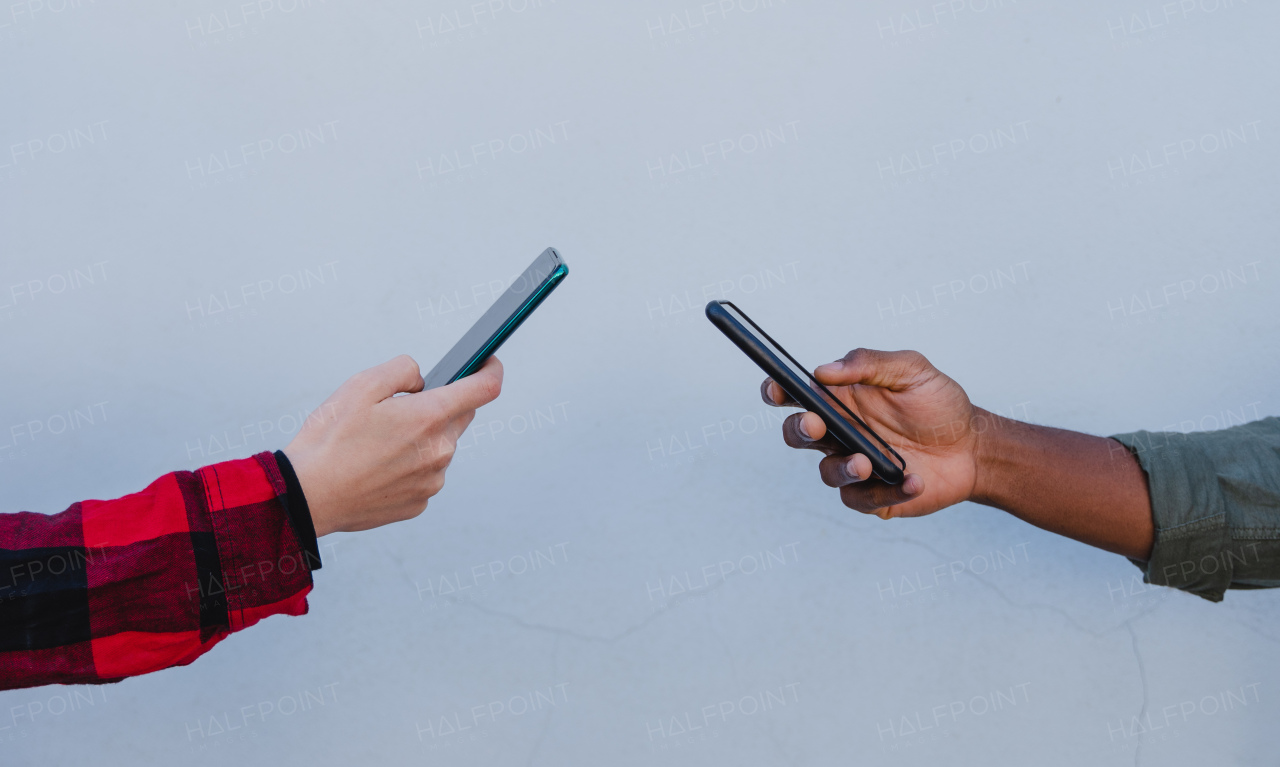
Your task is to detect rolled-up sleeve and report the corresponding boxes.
[1110,416,1280,602]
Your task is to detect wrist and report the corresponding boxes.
[968,407,1022,509]
[273,449,326,569]
[279,447,336,538]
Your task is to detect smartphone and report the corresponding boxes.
[705,300,906,484]
[422,247,569,390]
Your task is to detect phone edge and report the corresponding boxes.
[705,301,905,484]
[449,262,569,384]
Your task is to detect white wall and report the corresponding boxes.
[2,1,1278,764]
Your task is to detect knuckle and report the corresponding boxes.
[426,475,446,496]
[781,414,806,447]
[840,486,872,513]
[394,354,422,379]
[818,457,842,487]
[438,442,457,464]
[844,482,890,512]
[423,440,452,466]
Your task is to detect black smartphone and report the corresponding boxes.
[422,248,569,390]
[705,300,906,484]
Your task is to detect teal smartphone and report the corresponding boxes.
[422,247,569,390]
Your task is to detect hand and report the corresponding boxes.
[283,355,503,536]
[762,348,984,519]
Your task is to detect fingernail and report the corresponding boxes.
[817,359,845,372]
[904,475,922,494]
[798,419,814,441]
[845,456,862,480]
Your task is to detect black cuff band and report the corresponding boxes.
[273,450,322,572]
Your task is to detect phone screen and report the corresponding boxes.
[422,248,565,390]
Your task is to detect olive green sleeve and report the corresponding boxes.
[1110,416,1280,602]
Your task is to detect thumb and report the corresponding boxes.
[424,356,504,415]
[346,355,425,404]
[814,348,932,392]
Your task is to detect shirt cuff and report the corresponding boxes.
[272,450,322,572]
[1109,431,1232,601]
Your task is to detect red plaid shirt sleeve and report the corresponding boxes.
[0,452,316,691]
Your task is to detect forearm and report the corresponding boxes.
[0,453,317,690]
[969,409,1154,560]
